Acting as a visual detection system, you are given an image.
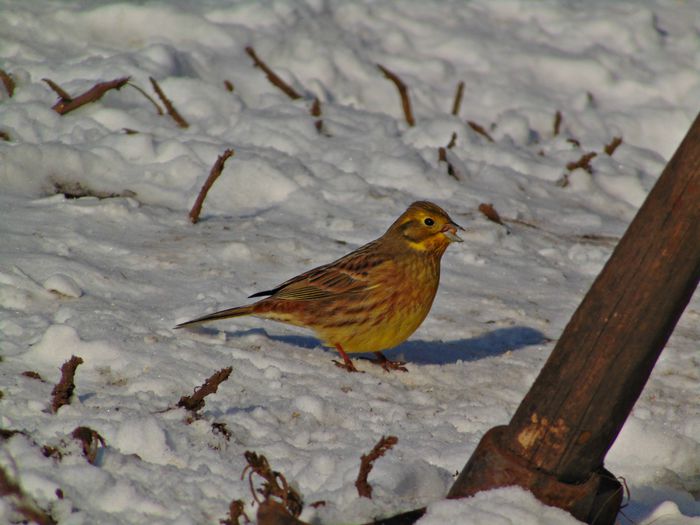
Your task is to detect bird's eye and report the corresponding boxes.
[424,217,435,226]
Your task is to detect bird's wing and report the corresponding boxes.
[249,241,386,301]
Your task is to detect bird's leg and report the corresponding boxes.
[371,352,408,372]
[333,343,362,373]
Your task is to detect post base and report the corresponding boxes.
[447,426,622,525]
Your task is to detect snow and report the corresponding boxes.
[1,0,699,524]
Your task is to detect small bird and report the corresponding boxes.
[176,201,463,372]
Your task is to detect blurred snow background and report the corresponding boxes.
[1,1,699,523]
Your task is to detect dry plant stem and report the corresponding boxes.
[51,355,84,413]
[245,46,302,100]
[311,97,323,133]
[149,77,189,128]
[566,151,597,173]
[0,465,56,525]
[451,81,464,116]
[0,68,15,97]
[438,147,459,180]
[48,77,130,115]
[478,203,505,225]
[42,78,72,101]
[467,120,494,142]
[355,435,398,498]
[72,426,106,465]
[377,64,415,127]
[604,136,623,156]
[189,149,235,224]
[242,451,304,518]
[220,499,249,525]
[446,131,457,149]
[553,110,563,136]
[177,366,233,412]
[127,82,163,115]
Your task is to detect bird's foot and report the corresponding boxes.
[333,343,364,373]
[333,358,363,373]
[371,352,408,373]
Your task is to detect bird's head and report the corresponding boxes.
[386,201,463,255]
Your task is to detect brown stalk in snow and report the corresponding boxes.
[127,81,164,115]
[51,355,84,413]
[355,435,398,498]
[566,152,597,174]
[377,64,415,127]
[553,110,563,136]
[451,81,464,116]
[478,203,505,225]
[45,77,130,115]
[467,120,494,142]
[604,136,623,156]
[189,149,235,224]
[150,77,189,128]
[0,68,15,97]
[72,426,106,465]
[245,46,302,100]
[310,97,324,134]
[177,366,233,413]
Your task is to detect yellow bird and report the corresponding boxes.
[176,201,463,372]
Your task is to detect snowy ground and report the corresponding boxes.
[1,1,699,524]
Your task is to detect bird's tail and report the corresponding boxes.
[175,304,255,329]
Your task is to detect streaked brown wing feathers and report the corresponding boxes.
[263,241,388,301]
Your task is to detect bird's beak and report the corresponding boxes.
[441,222,464,243]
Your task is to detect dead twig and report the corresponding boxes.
[467,120,494,142]
[478,203,504,225]
[0,465,56,525]
[43,78,72,101]
[446,131,457,149]
[553,110,563,136]
[51,355,83,413]
[566,151,597,173]
[438,132,460,179]
[220,499,250,525]
[245,46,302,100]
[0,68,15,97]
[355,435,398,498]
[438,140,460,181]
[71,426,106,465]
[127,81,163,115]
[310,97,324,134]
[189,149,235,224]
[150,77,189,128]
[45,77,130,115]
[177,366,233,413]
[377,64,415,127]
[604,136,623,156]
[451,81,464,116]
[242,451,304,519]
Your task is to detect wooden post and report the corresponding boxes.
[448,112,700,524]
